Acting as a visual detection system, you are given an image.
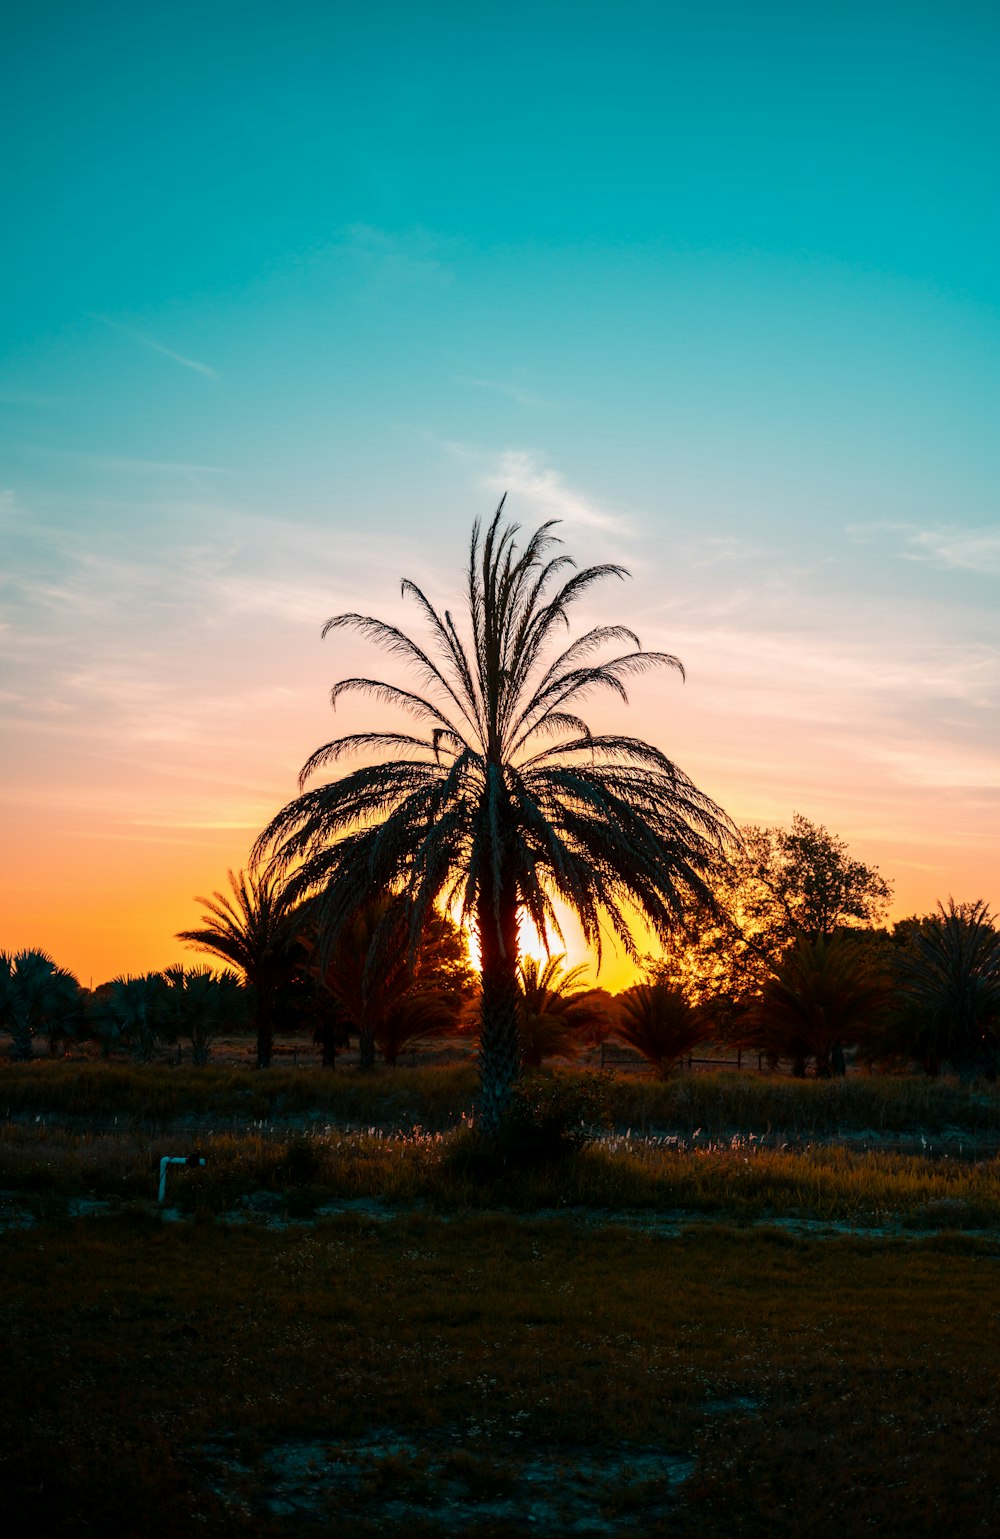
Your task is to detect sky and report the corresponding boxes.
[2,0,998,990]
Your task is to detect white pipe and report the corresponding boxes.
[158,1154,206,1203]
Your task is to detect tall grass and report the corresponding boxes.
[0,1061,479,1127]
[3,1060,1000,1137]
[602,1070,1000,1137]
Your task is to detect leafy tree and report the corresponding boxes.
[0,949,81,1061]
[90,973,171,1060]
[893,899,1000,1081]
[733,814,893,952]
[176,868,302,1068]
[163,965,246,1065]
[749,933,892,1076]
[517,954,610,1066]
[613,980,711,1077]
[652,814,893,1039]
[255,502,733,1134]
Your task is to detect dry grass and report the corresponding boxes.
[4,1060,999,1535]
[1,1214,997,1537]
[3,1121,999,1230]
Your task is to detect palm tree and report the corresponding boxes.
[0,949,81,1061]
[517,954,610,1066]
[90,973,171,1061]
[894,899,1000,1081]
[750,932,891,1076]
[255,501,734,1134]
[614,980,711,1076]
[163,965,246,1065]
[176,868,301,1068]
[317,895,471,1068]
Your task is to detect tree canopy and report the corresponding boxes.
[255,501,735,1130]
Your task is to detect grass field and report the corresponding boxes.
[5,1057,1000,1137]
[3,1214,998,1538]
[2,1061,999,1536]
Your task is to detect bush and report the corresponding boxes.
[450,1071,611,1175]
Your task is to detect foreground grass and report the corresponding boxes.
[5,1059,1000,1137]
[3,1121,1000,1230]
[2,1213,997,1538]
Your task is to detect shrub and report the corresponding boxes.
[450,1071,611,1175]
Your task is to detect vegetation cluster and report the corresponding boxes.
[5,509,998,1124]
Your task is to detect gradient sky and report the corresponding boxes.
[2,0,998,989]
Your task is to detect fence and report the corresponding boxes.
[598,1044,765,1073]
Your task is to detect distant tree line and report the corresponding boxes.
[5,510,998,1096]
[4,814,998,1080]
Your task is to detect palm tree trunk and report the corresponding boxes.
[476,882,521,1139]
[9,1017,33,1062]
[255,994,274,1070]
[316,1019,339,1068]
[358,1020,377,1072]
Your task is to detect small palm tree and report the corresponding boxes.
[517,954,610,1066]
[894,899,1000,1081]
[614,980,711,1076]
[90,973,171,1061]
[0,949,81,1061]
[256,502,734,1134]
[163,965,246,1065]
[318,896,471,1068]
[751,933,890,1076]
[176,868,301,1067]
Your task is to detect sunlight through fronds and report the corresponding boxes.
[255,500,737,1127]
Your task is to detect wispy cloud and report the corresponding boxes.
[848,519,1000,575]
[658,620,1000,721]
[462,377,554,410]
[442,442,631,535]
[93,314,219,379]
[16,444,230,478]
[338,223,455,286]
[681,534,767,568]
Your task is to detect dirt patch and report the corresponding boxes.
[200,1428,699,1534]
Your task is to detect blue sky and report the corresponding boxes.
[2,0,998,981]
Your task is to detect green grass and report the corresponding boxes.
[5,1059,1000,1136]
[2,1214,998,1537]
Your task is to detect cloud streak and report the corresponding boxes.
[462,378,554,410]
[848,520,1000,575]
[94,314,219,379]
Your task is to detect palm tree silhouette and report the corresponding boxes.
[164,965,245,1065]
[517,954,609,1066]
[176,868,300,1068]
[90,972,171,1061]
[256,501,734,1132]
[751,932,891,1077]
[0,949,81,1060]
[317,895,471,1069]
[896,899,1000,1081]
[614,980,711,1076]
